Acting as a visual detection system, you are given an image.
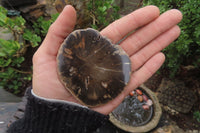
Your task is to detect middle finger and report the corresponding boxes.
[120,9,182,56]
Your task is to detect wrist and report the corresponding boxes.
[31,89,87,108]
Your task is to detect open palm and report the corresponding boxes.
[32,5,182,115]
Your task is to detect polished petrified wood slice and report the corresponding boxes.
[57,28,131,107]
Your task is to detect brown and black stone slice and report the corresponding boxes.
[57,28,131,107]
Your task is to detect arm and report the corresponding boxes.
[32,5,182,114]
[7,87,108,133]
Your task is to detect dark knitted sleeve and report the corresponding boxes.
[7,87,109,133]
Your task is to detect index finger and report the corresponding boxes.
[100,5,160,44]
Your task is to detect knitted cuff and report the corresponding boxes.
[7,87,109,133]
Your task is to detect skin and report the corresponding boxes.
[32,5,182,115]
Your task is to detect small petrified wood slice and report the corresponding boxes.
[57,28,131,107]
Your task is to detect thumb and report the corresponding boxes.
[35,5,77,60]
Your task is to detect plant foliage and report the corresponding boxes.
[143,0,200,77]
[87,0,120,30]
[0,6,60,94]
[193,111,200,123]
[0,6,40,93]
[33,13,59,37]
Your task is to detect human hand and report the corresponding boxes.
[32,5,182,115]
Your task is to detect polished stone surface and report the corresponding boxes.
[57,28,131,107]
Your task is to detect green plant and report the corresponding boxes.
[143,0,200,77]
[0,6,40,94]
[193,111,200,122]
[0,5,60,94]
[87,0,120,30]
[33,13,59,37]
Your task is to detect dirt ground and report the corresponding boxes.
[144,68,200,131]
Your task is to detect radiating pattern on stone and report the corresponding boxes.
[57,28,131,107]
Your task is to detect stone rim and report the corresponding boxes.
[109,84,162,133]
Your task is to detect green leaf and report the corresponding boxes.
[51,13,59,22]
[13,16,25,27]
[0,6,8,15]
[23,29,41,47]
[12,57,24,66]
[23,29,32,40]
[0,58,12,67]
[41,21,51,35]
[0,39,20,56]
[99,6,107,12]
[30,34,41,47]
[0,12,7,25]
[193,111,200,122]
